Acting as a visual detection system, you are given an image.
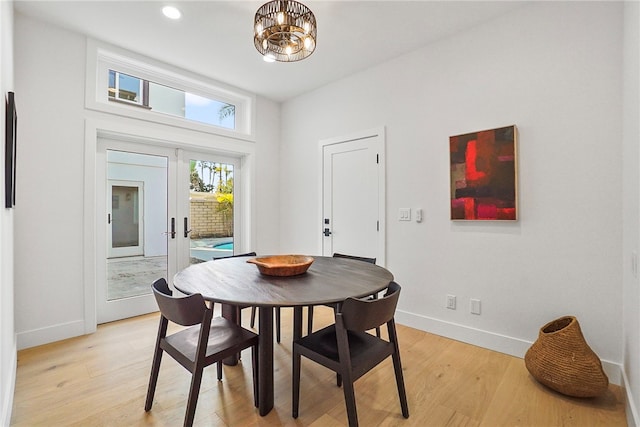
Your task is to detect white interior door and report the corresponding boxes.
[97,138,177,324]
[322,128,386,264]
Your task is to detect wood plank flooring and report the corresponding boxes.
[11,306,627,426]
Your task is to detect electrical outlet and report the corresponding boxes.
[446,295,456,310]
[470,299,481,315]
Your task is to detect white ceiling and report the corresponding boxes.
[14,1,527,102]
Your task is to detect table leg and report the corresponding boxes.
[221,303,240,366]
[258,306,274,416]
[293,306,303,341]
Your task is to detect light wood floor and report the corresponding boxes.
[11,306,627,427]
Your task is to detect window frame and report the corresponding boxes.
[86,39,256,141]
[109,70,146,106]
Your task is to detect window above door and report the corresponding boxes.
[86,39,256,140]
[107,70,236,130]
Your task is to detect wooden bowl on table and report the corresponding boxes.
[247,255,314,277]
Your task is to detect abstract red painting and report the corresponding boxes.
[450,125,517,220]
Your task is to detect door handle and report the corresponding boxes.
[323,228,332,237]
[184,217,192,238]
[164,218,176,239]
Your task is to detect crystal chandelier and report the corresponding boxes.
[254,0,317,63]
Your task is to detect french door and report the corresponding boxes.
[97,139,176,323]
[96,138,242,323]
[179,151,240,268]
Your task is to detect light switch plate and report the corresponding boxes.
[399,208,411,221]
[415,208,423,222]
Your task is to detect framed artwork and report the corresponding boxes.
[5,91,16,208]
[450,125,517,220]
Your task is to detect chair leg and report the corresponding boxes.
[292,347,301,418]
[251,344,259,408]
[184,367,205,427]
[217,361,223,381]
[250,307,257,328]
[307,306,314,334]
[276,307,281,343]
[392,350,410,418]
[146,317,168,412]
[341,376,359,427]
[144,348,163,411]
[388,320,409,418]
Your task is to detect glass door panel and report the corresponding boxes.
[183,156,238,265]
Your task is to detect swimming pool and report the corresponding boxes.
[190,238,234,261]
[213,242,233,250]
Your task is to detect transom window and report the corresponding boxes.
[108,70,236,130]
[87,39,255,140]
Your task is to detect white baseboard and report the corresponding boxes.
[622,368,640,427]
[16,319,86,350]
[1,339,16,427]
[395,309,622,386]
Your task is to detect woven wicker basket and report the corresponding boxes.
[524,316,608,397]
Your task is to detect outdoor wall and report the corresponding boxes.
[0,2,15,425]
[281,0,626,385]
[189,193,233,238]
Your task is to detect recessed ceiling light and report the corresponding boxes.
[162,6,181,20]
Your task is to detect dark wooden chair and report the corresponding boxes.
[307,253,378,336]
[292,281,409,427]
[145,278,259,427]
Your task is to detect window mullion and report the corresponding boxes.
[142,80,150,107]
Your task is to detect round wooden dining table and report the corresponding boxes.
[173,255,394,416]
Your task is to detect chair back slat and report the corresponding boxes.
[152,278,207,327]
[213,252,257,260]
[332,253,376,264]
[340,281,400,332]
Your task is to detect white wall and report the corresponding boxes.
[0,1,15,424]
[14,13,87,346]
[281,0,626,378]
[12,13,281,349]
[253,95,282,256]
[622,1,640,424]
